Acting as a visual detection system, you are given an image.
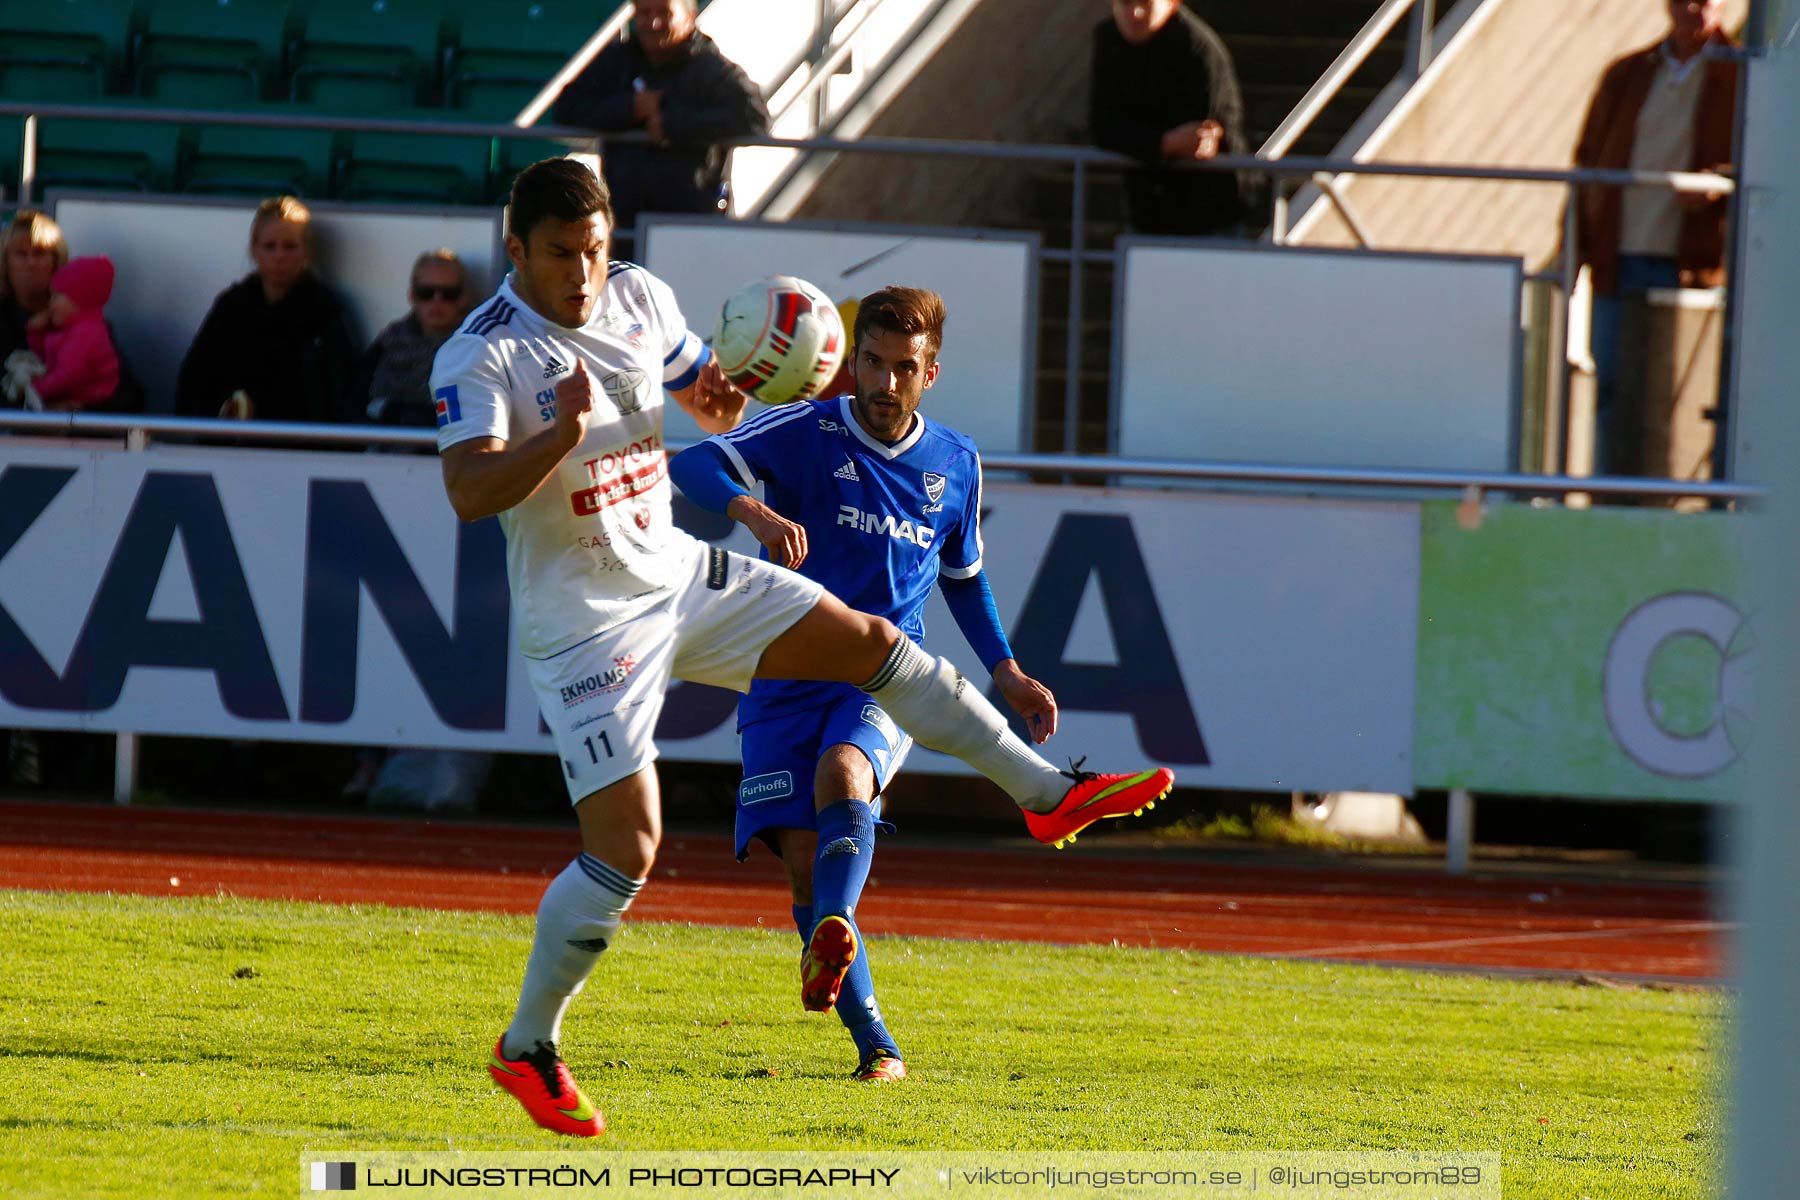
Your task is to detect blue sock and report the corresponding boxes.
[811,800,874,924]
[836,941,901,1063]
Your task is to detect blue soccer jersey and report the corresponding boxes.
[703,394,985,725]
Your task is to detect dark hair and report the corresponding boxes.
[507,157,612,243]
[853,286,946,361]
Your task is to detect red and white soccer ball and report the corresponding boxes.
[712,275,845,405]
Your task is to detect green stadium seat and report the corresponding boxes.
[0,0,136,100]
[36,111,184,193]
[448,2,601,118]
[182,118,337,196]
[136,0,290,106]
[0,62,104,104]
[337,119,490,205]
[289,0,444,111]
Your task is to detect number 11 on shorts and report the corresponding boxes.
[584,732,613,762]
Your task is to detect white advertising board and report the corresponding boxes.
[48,194,504,413]
[1114,240,1523,472]
[0,441,1419,794]
[640,216,1037,454]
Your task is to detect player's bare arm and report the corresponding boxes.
[992,659,1058,743]
[724,493,808,568]
[671,358,749,435]
[441,361,594,521]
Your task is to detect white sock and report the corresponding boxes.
[502,854,642,1058]
[861,637,1066,813]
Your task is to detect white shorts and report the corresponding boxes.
[528,547,825,803]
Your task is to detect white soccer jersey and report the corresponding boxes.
[432,264,711,658]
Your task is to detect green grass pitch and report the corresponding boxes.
[0,888,1722,1199]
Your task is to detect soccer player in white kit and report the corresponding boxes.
[435,158,1174,1137]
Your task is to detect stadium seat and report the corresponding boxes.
[136,0,290,106]
[36,111,184,193]
[337,120,490,205]
[182,118,337,196]
[0,0,136,101]
[447,2,602,118]
[289,0,444,111]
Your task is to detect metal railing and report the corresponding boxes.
[1259,0,1439,245]
[511,0,910,143]
[2,101,1737,480]
[1261,0,1432,162]
[0,410,1761,504]
[512,2,632,129]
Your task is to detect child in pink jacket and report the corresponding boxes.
[26,256,119,411]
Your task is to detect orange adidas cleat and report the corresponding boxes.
[488,1036,604,1137]
[800,914,858,1013]
[1023,760,1176,849]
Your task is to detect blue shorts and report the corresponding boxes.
[734,687,912,861]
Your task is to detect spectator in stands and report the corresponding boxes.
[21,257,119,412]
[175,196,359,424]
[1574,0,1738,473]
[551,0,769,243]
[0,210,69,366]
[352,249,474,430]
[1090,0,1250,237]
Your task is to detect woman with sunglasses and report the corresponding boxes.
[354,249,476,431]
[175,195,360,425]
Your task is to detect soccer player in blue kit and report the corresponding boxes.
[670,287,1132,1083]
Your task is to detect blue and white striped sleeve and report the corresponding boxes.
[663,329,709,392]
[706,401,818,488]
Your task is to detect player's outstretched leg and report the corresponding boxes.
[1021,757,1177,850]
[856,635,1175,845]
[756,597,1175,846]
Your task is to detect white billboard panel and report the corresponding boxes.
[640,216,1037,454]
[1114,240,1522,473]
[0,442,1418,794]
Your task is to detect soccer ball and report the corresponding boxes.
[712,275,845,405]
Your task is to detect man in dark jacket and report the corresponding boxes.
[1090,0,1249,237]
[552,0,769,242]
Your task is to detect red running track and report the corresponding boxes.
[0,799,1725,983]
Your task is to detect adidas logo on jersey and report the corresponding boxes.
[543,356,569,380]
[833,459,860,482]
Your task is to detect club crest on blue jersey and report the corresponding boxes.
[434,385,461,428]
[923,472,946,504]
